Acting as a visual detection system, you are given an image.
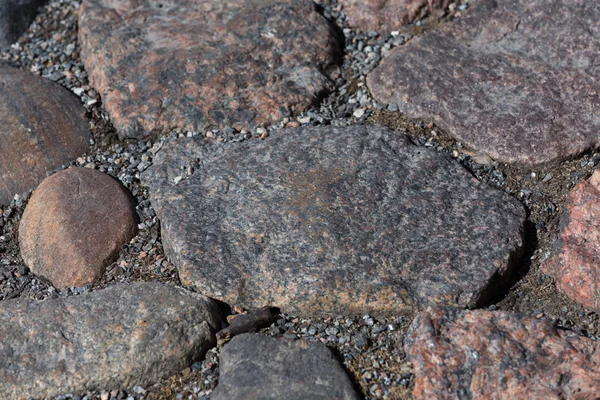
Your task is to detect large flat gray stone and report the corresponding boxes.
[143,125,525,316]
[368,0,600,165]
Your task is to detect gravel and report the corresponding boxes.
[0,0,598,399]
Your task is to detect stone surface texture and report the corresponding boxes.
[406,306,600,399]
[0,0,48,47]
[0,65,90,206]
[0,282,222,399]
[211,334,360,400]
[340,0,450,32]
[367,0,600,165]
[543,169,600,310]
[19,167,138,288]
[78,0,340,139]
[143,125,525,316]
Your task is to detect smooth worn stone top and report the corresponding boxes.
[143,125,525,316]
[406,306,600,399]
[19,167,138,288]
[211,334,360,400]
[368,0,600,165]
[340,0,450,32]
[0,65,90,206]
[0,282,222,400]
[543,169,600,310]
[78,0,341,139]
[0,0,48,47]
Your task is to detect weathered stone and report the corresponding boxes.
[0,282,222,399]
[212,334,360,400]
[406,306,600,399]
[78,0,340,139]
[543,169,600,310]
[368,0,600,165]
[0,0,48,47]
[0,65,90,206]
[340,0,450,32]
[19,167,138,288]
[143,125,525,316]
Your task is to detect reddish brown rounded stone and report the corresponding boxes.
[367,0,600,165]
[543,170,600,310]
[19,167,138,288]
[78,0,341,139]
[407,307,600,399]
[0,65,91,206]
[340,0,450,32]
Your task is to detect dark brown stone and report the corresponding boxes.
[367,0,600,165]
[212,334,360,400]
[142,125,525,316]
[0,282,222,399]
[78,0,340,139]
[19,167,138,288]
[0,0,48,47]
[543,169,600,310]
[0,65,90,206]
[217,306,280,342]
[406,306,600,399]
[340,0,450,32]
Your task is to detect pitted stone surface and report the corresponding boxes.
[543,169,600,310]
[143,125,525,316]
[368,0,600,165]
[212,334,360,400]
[0,65,90,206]
[340,0,450,32]
[406,306,600,399]
[19,167,138,288]
[0,282,222,400]
[0,0,48,47]
[78,0,340,139]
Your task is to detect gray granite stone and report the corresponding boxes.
[0,282,222,399]
[212,334,360,400]
[143,125,525,316]
[368,0,600,165]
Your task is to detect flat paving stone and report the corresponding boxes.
[0,0,48,47]
[19,167,138,288]
[0,282,222,400]
[211,334,360,400]
[368,0,600,165]
[0,65,90,206]
[543,169,600,310]
[340,0,450,32]
[143,125,525,316]
[406,306,600,399]
[78,0,340,139]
